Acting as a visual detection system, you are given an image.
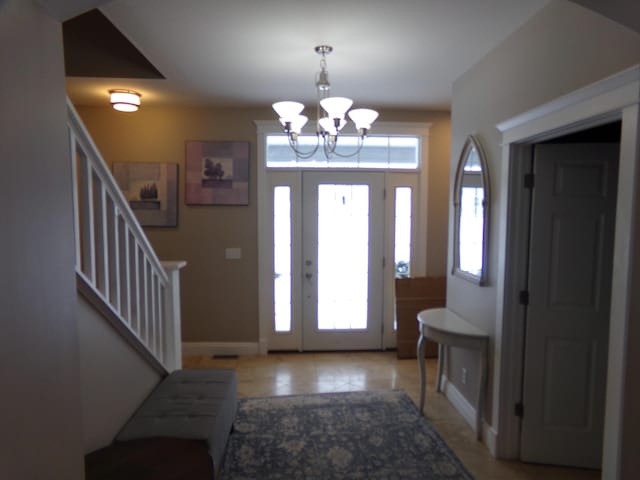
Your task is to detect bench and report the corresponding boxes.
[86,368,237,479]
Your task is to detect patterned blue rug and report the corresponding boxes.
[220,390,474,479]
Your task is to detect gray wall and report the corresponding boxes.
[569,0,640,36]
[0,1,84,478]
[447,0,640,432]
[77,296,161,453]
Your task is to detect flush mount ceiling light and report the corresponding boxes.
[273,45,378,159]
[109,89,141,112]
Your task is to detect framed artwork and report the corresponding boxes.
[113,162,178,227]
[185,141,250,205]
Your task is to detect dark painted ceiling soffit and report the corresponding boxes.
[63,9,165,79]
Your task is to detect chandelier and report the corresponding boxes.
[272,45,379,159]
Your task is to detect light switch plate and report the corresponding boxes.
[225,247,242,260]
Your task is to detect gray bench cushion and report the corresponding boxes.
[116,369,237,474]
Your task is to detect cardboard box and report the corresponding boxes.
[395,277,446,359]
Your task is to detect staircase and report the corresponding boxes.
[67,99,184,374]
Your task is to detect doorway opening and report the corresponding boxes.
[266,170,420,351]
[518,122,621,469]
[256,122,430,353]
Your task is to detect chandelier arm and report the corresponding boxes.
[323,135,366,159]
[322,134,338,158]
[287,133,321,159]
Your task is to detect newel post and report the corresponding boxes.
[162,261,187,372]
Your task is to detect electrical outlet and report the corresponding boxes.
[461,368,468,385]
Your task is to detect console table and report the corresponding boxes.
[417,307,489,440]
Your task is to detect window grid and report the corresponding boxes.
[266,135,420,170]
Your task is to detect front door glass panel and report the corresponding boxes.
[273,186,292,332]
[317,184,370,330]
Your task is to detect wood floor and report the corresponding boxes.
[183,351,601,480]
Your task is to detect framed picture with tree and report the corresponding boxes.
[185,141,250,205]
[113,162,178,227]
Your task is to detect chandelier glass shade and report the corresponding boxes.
[272,45,378,159]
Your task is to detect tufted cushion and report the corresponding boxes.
[116,369,237,475]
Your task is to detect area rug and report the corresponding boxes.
[220,390,474,479]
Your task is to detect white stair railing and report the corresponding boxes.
[67,99,185,372]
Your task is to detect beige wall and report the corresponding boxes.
[448,0,640,429]
[76,106,451,344]
[0,1,84,478]
[77,106,263,343]
[76,296,161,453]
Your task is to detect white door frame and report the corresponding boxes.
[255,121,430,354]
[265,171,303,351]
[494,65,640,479]
[383,173,420,349]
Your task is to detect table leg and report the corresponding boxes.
[417,332,426,414]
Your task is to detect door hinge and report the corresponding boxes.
[519,290,529,306]
[515,402,524,418]
[524,173,535,189]
[382,256,386,268]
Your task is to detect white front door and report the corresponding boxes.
[301,172,384,350]
[520,143,619,468]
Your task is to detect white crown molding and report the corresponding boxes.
[497,65,640,135]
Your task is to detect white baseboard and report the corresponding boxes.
[441,375,476,427]
[484,423,498,456]
[182,342,260,357]
[441,375,498,456]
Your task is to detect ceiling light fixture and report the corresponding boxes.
[109,89,141,112]
[273,45,378,159]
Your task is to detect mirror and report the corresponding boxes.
[453,135,490,285]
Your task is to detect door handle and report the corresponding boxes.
[305,273,313,280]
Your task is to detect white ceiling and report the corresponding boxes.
[66,0,551,111]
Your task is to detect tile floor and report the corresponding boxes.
[183,351,601,480]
